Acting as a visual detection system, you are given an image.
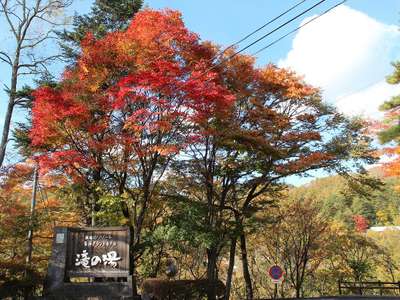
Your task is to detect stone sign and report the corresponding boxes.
[44,226,133,300]
[66,227,130,278]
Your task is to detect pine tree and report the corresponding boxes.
[378,62,400,144]
[58,0,143,62]
[376,62,400,178]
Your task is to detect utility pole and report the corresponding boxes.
[26,164,39,269]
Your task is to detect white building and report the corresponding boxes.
[368,226,400,232]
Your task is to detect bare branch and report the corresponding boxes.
[4,6,22,22]
[0,0,19,38]
[21,30,57,49]
[0,0,73,168]
[18,0,41,44]
[17,54,61,75]
[35,14,69,26]
[0,51,12,65]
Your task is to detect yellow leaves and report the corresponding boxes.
[376,209,391,225]
[329,220,348,237]
[81,63,89,74]
[151,144,179,156]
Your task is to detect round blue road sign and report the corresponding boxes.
[268,265,284,282]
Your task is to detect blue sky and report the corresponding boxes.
[144,0,400,65]
[1,0,400,184]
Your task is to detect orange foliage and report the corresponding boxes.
[30,9,234,183]
[0,162,80,294]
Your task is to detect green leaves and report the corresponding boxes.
[163,197,219,249]
[95,194,126,226]
[377,61,400,145]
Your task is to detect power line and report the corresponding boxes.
[217,0,328,66]
[253,0,346,56]
[213,0,308,59]
[335,78,381,103]
[193,0,330,83]
[162,0,340,95]
[119,0,336,93]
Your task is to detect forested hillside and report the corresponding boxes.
[290,170,400,228]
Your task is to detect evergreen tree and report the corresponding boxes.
[58,0,143,62]
[378,61,400,143]
[376,62,400,179]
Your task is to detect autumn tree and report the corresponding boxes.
[353,214,369,233]
[13,0,144,158]
[0,0,73,167]
[28,8,375,299]
[368,229,400,284]
[0,164,34,298]
[13,0,145,231]
[0,162,80,298]
[326,228,384,286]
[165,47,375,299]
[260,199,330,298]
[29,9,233,294]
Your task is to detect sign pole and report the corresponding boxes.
[268,264,284,298]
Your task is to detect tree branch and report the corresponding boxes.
[0,51,12,65]
[20,30,57,49]
[0,0,19,38]
[17,54,62,74]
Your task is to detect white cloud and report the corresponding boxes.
[279,5,400,119]
[336,80,400,118]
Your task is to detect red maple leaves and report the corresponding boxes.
[30,8,360,191]
[30,9,233,180]
[353,215,369,233]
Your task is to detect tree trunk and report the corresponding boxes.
[240,233,253,300]
[0,63,18,167]
[296,286,300,298]
[130,223,138,296]
[207,247,218,300]
[0,99,15,166]
[225,237,237,300]
[130,251,138,296]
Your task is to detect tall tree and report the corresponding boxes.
[167,48,376,300]
[265,199,330,298]
[13,0,144,228]
[29,9,233,294]
[326,227,385,286]
[0,0,72,167]
[377,61,400,178]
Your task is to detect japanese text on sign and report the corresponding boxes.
[75,250,121,269]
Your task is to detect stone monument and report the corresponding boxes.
[43,226,133,300]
